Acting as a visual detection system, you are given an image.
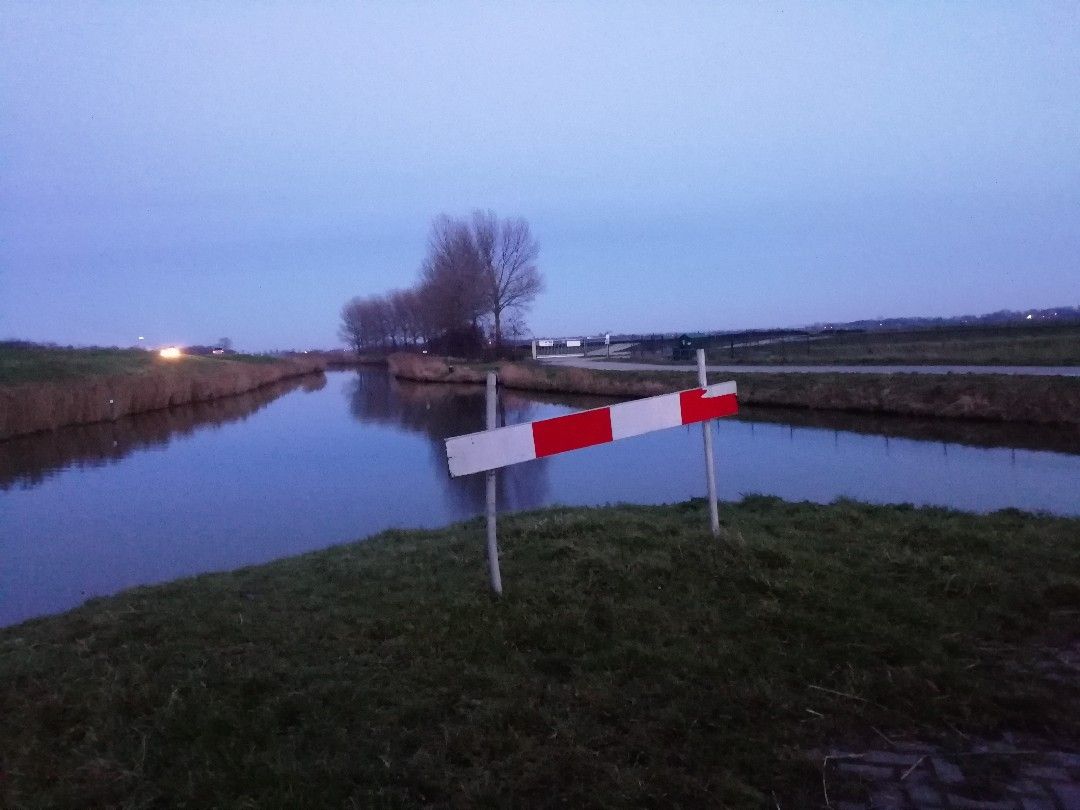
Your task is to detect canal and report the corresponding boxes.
[2,368,1077,626]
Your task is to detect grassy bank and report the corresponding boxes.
[0,343,327,440]
[699,323,1080,366]
[387,353,1080,427]
[0,341,285,386]
[2,499,1078,807]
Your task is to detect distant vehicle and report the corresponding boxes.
[672,334,696,361]
[181,345,236,357]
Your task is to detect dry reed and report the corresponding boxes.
[0,356,327,440]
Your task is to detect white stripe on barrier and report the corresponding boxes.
[609,391,681,441]
[446,423,535,478]
[704,380,737,398]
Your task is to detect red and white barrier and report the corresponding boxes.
[445,381,737,478]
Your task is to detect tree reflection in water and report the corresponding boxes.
[346,370,567,516]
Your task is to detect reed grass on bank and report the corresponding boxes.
[1,499,1078,807]
[0,347,328,440]
[0,375,327,490]
[386,353,1080,426]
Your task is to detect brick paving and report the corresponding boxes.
[817,736,1080,809]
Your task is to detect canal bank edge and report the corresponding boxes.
[386,353,1080,427]
[1,498,1078,807]
[0,356,329,440]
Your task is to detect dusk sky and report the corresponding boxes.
[2,2,1078,351]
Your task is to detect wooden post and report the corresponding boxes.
[697,350,721,538]
[485,372,504,595]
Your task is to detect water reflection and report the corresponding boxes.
[0,374,326,491]
[740,405,1080,456]
[346,372,552,513]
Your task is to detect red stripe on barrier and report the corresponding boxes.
[532,408,613,458]
[678,390,738,425]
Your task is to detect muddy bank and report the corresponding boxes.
[0,356,327,440]
[387,353,1080,427]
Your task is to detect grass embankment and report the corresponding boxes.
[0,343,327,440]
[0,342,285,385]
[2,499,1078,807]
[704,324,1080,366]
[387,353,1080,426]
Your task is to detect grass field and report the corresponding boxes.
[696,324,1080,366]
[2,498,1078,807]
[0,341,278,387]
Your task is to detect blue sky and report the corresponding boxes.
[2,2,1078,350]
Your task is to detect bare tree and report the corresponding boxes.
[403,288,429,344]
[370,296,397,347]
[501,311,530,342]
[472,210,542,348]
[340,295,396,351]
[389,288,424,346]
[339,297,367,353]
[420,215,487,335]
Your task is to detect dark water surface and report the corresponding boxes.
[2,369,1077,627]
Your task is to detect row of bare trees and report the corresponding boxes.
[340,211,543,354]
[339,289,426,350]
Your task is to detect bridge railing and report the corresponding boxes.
[532,337,588,359]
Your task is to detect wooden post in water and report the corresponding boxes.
[485,372,504,595]
[697,349,721,538]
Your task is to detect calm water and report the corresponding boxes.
[2,369,1077,627]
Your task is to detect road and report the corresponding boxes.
[538,357,1080,377]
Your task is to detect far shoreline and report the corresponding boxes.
[385,352,1080,428]
[0,345,340,441]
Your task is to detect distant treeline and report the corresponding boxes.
[815,305,1080,332]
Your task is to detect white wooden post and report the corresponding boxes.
[485,372,504,594]
[697,349,721,537]
[531,339,537,360]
